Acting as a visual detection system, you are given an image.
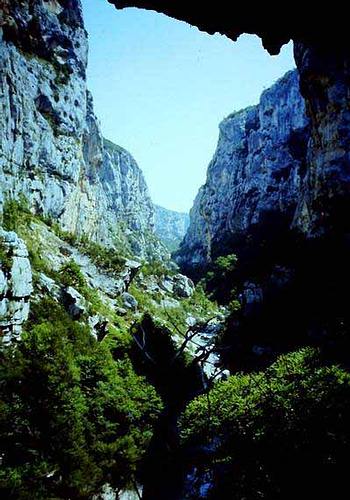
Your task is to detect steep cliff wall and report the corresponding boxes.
[0,0,164,259]
[293,43,350,236]
[177,70,309,272]
[154,205,189,252]
[178,68,350,372]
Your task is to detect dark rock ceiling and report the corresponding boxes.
[108,0,346,54]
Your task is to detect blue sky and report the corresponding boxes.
[81,0,295,212]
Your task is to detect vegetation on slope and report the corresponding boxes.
[0,199,165,497]
[180,347,350,499]
[2,198,350,500]
[0,299,162,498]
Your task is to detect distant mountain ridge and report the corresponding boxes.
[154,205,190,252]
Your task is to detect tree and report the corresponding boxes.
[0,300,162,498]
[180,348,350,499]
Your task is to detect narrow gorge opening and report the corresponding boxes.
[1,1,350,500]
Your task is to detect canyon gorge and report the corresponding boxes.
[1,1,350,499]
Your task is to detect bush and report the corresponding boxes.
[0,238,12,275]
[141,260,172,278]
[180,348,350,499]
[204,253,238,303]
[0,301,162,498]
[59,259,87,291]
[2,196,32,232]
[76,237,126,274]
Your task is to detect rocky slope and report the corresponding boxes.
[176,70,309,272]
[154,205,189,252]
[0,0,165,260]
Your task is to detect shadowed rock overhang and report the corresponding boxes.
[109,0,347,54]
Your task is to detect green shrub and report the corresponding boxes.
[214,254,238,273]
[141,260,172,278]
[79,236,125,275]
[2,196,32,232]
[58,260,87,291]
[0,238,12,275]
[203,253,238,303]
[180,347,350,499]
[0,300,162,498]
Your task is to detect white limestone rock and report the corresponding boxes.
[0,228,33,343]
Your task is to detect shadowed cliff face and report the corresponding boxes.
[176,67,350,372]
[293,43,350,236]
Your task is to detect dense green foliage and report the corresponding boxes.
[0,237,12,275]
[180,348,350,499]
[141,259,173,278]
[59,260,87,291]
[130,280,218,337]
[0,300,162,499]
[203,253,239,305]
[75,237,126,275]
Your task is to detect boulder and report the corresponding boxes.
[120,259,142,289]
[61,286,86,319]
[242,282,263,316]
[115,306,128,316]
[0,229,33,344]
[37,272,61,299]
[173,273,195,298]
[160,276,174,294]
[88,314,109,341]
[122,292,138,311]
[160,298,180,309]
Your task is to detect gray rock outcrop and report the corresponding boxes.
[173,273,194,298]
[0,228,33,343]
[122,292,138,311]
[61,285,86,319]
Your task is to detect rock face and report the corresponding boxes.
[176,70,309,272]
[61,285,86,319]
[293,42,350,236]
[177,66,350,373]
[172,274,194,298]
[0,0,165,260]
[114,3,350,263]
[154,205,189,252]
[0,229,33,343]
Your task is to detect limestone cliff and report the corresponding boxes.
[0,0,165,260]
[0,229,32,343]
[154,205,189,252]
[177,67,350,373]
[293,42,350,236]
[176,70,309,272]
